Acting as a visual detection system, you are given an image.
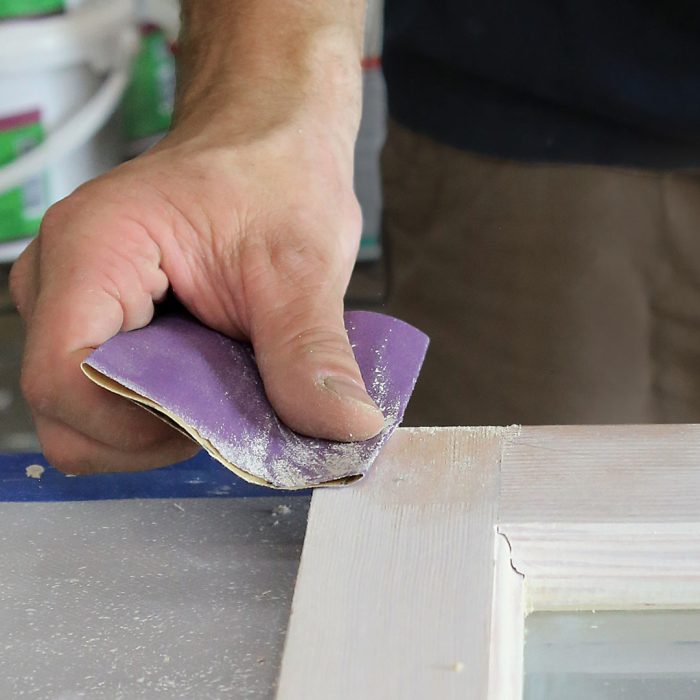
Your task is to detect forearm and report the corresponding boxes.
[175,0,366,144]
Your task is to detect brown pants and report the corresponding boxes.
[381,121,700,426]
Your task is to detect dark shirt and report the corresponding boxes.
[383,1,700,167]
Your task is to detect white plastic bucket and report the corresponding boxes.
[0,0,138,258]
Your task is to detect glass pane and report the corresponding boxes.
[524,610,700,700]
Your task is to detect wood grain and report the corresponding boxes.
[503,522,700,610]
[276,426,518,700]
[500,425,700,523]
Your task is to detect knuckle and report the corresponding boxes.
[38,190,97,245]
[276,238,340,287]
[8,258,27,310]
[39,199,71,235]
[8,240,38,313]
[270,320,355,371]
[292,325,351,355]
[240,239,326,305]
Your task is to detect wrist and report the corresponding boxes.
[172,25,363,151]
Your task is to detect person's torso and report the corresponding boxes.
[383,0,700,167]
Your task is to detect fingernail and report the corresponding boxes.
[323,376,382,412]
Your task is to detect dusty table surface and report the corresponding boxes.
[0,496,310,699]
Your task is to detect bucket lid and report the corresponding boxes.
[0,0,135,73]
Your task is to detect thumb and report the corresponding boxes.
[250,289,385,442]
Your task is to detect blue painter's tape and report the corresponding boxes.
[0,451,311,502]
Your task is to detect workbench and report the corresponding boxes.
[0,451,309,698]
[7,425,700,700]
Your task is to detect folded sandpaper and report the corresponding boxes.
[81,311,428,490]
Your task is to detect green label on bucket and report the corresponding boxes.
[122,26,176,148]
[0,0,63,19]
[0,111,47,243]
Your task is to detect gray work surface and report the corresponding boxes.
[0,497,310,699]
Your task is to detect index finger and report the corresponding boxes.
[22,214,175,453]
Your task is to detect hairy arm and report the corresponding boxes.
[177,0,365,137]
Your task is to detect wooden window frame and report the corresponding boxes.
[276,425,700,699]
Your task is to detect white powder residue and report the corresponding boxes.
[25,464,45,479]
[172,330,405,489]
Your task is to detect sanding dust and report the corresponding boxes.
[84,312,425,489]
[25,464,44,479]
[174,335,403,489]
[178,328,401,488]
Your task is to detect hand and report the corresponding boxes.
[9,111,384,474]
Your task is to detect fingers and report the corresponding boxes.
[16,200,184,472]
[21,346,184,451]
[34,413,199,474]
[247,243,385,442]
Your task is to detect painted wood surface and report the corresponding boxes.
[277,424,700,699]
[487,533,524,700]
[500,424,700,522]
[276,426,518,700]
[502,522,700,611]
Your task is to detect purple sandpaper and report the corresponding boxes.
[82,311,428,490]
